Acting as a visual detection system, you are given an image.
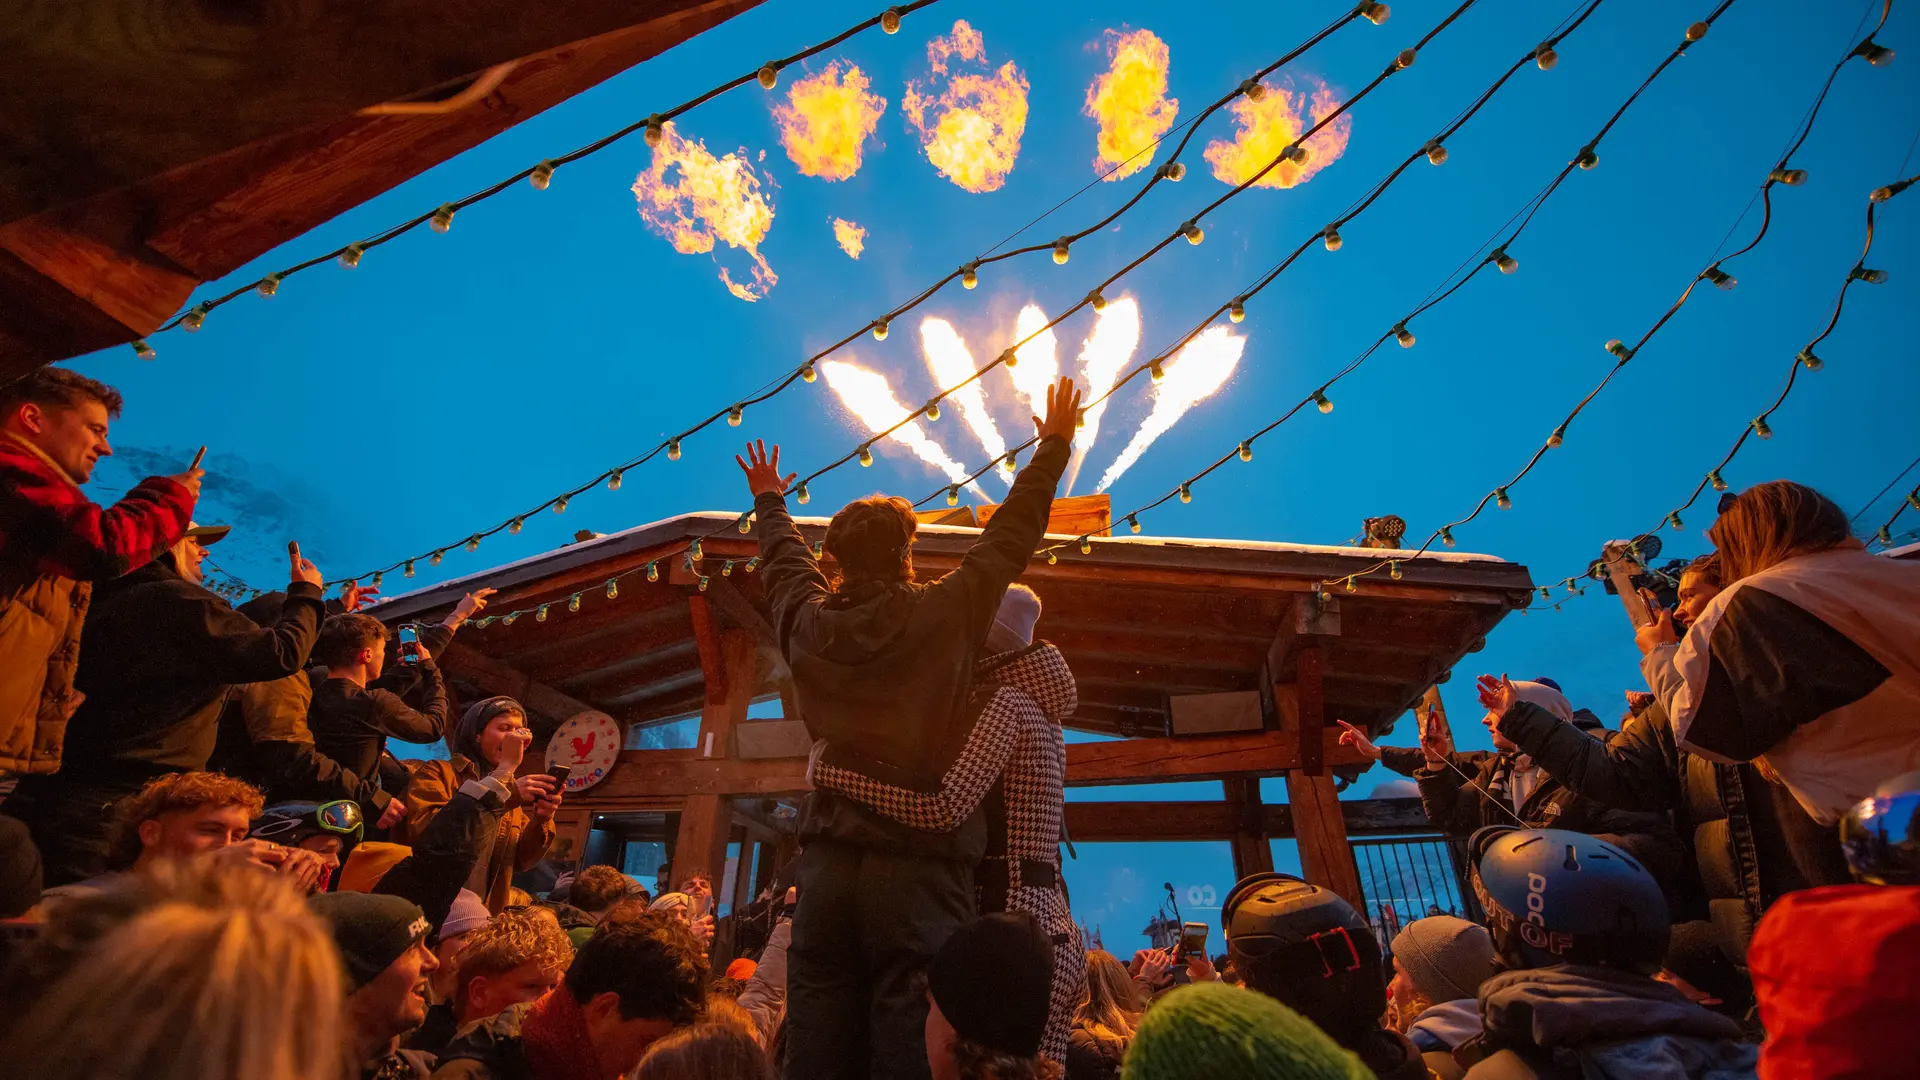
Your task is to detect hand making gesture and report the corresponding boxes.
[1336,720,1383,761]
[1417,705,1455,766]
[1033,376,1084,446]
[1475,674,1520,723]
[737,440,797,498]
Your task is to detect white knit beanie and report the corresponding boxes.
[1508,680,1573,723]
[984,585,1041,654]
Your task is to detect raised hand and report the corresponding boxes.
[168,467,205,500]
[376,798,407,831]
[1336,719,1382,761]
[736,440,797,498]
[1634,598,1679,656]
[1474,674,1519,721]
[1033,376,1084,446]
[340,580,380,612]
[1418,706,1455,765]
[288,541,322,588]
[451,587,497,623]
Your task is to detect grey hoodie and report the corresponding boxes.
[1465,965,1757,1080]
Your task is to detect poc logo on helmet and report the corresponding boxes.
[1517,872,1573,954]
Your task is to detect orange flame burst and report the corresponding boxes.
[903,20,1031,193]
[631,122,777,301]
[1084,29,1179,181]
[774,61,887,181]
[1203,79,1350,190]
[833,218,867,259]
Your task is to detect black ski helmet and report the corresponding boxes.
[1221,873,1383,1043]
[1841,769,1920,885]
[1470,826,1668,973]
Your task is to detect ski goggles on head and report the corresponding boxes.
[252,799,365,844]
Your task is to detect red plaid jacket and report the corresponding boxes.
[0,432,193,772]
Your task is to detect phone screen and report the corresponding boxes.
[547,764,572,790]
[1179,921,1209,958]
[397,625,422,665]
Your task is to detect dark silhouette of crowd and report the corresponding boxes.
[2,363,1917,1080]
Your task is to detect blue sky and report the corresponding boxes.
[71,0,1919,945]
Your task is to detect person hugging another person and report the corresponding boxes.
[737,375,1083,1080]
[397,697,560,914]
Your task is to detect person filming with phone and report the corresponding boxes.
[306,607,451,796]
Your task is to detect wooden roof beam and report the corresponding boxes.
[437,640,598,726]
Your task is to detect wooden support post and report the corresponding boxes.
[1297,644,1326,776]
[1225,778,1274,880]
[1285,771,1364,911]
[672,597,757,886]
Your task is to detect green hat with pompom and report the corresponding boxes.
[1121,982,1370,1080]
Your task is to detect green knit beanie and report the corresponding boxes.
[1122,983,1371,1080]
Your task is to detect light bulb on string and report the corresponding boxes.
[339,243,365,269]
[961,262,979,289]
[1908,491,1920,512]
[1547,423,1566,449]
[1495,487,1511,510]
[1149,359,1165,381]
[1395,47,1417,69]
[1394,324,1415,348]
[465,536,481,553]
[859,446,874,467]
[1425,140,1447,166]
[1179,482,1193,504]
[690,538,704,560]
[1534,43,1558,70]
[530,161,555,190]
[132,339,155,360]
[509,518,525,535]
[430,204,455,232]
[648,561,660,582]
[946,486,960,507]
[1001,347,1018,370]
[536,605,549,623]
[1344,576,1358,593]
[811,541,824,559]
[667,439,682,461]
[554,495,568,514]
[1228,299,1246,323]
[1879,526,1895,545]
[644,115,665,148]
[722,560,735,577]
[1575,147,1598,170]
[606,579,619,599]
[1240,77,1267,102]
[796,483,811,505]
[568,594,582,613]
[257,274,281,297]
[925,399,941,421]
[1089,289,1108,313]
[1361,2,1391,25]
[1159,161,1187,182]
[801,362,818,384]
[1324,226,1343,250]
[404,560,416,578]
[1281,144,1308,165]
[1850,266,1889,284]
[1752,416,1773,439]
[182,305,208,332]
[746,557,760,573]
[1686,21,1709,42]
[1493,248,1518,274]
[608,470,623,491]
[1799,349,1824,371]
[1440,527,1456,547]
[1854,39,1895,66]
[758,64,779,89]
[1605,339,1633,360]
[1708,470,1728,492]
[1668,511,1685,531]
[1127,515,1142,534]
[1181,221,1204,245]
[1769,167,1806,185]
[431,550,444,566]
[728,405,744,427]
[881,6,902,33]
[1313,389,1334,414]
[1872,180,1914,202]
[872,317,890,341]
[1703,267,1736,290]
[737,513,753,534]
[1389,561,1403,580]
[1079,537,1092,555]
[1239,440,1254,462]
[1053,238,1071,264]
[372,572,383,590]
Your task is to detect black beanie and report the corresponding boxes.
[928,912,1054,1059]
[309,891,430,990]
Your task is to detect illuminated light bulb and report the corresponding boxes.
[1324,226,1343,251]
[1493,248,1518,274]
[554,495,568,513]
[1313,389,1334,414]
[925,399,941,421]
[608,470,623,491]
[1708,470,1728,492]
[1228,299,1246,323]
[1908,491,1920,512]
[811,541,824,558]
[182,306,208,332]
[1003,450,1019,472]
[404,560,416,578]
[1240,78,1267,102]
[1181,221,1204,245]
[1575,147,1599,170]
[1239,440,1254,462]
[1628,540,1643,560]
[1799,349,1824,371]
[1770,167,1806,186]
[339,243,365,269]
[1855,39,1894,66]
[1128,515,1142,534]
[1686,21,1709,42]
[746,557,760,573]
[1425,140,1448,166]
[1547,423,1566,449]
[431,550,444,566]
[1538,587,1551,601]
[758,64,779,90]
[1046,552,1058,566]
[872,317,890,341]
[430,204,455,233]
[1395,47,1417,69]
[372,572,383,590]
[465,536,481,553]
[795,483,810,505]
[1389,561,1403,580]
[728,405,744,427]
[1668,511,1685,531]
[648,561,660,582]
[132,339,155,361]
[1052,238,1071,264]
[1566,579,1578,594]
[529,160,554,190]
[606,579,619,599]
[1850,266,1889,284]
[509,517,525,534]
[690,538,704,560]
[1703,266,1736,290]
[1440,527,1457,548]
[1178,482,1193,504]
[737,513,753,534]
[801,362,818,384]
[1360,2,1391,26]
[1080,537,1092,555]
[1344,576,1357,593]
[1495,487,1512,510]
[1871,180,1914,201]
[536,606,549,623]
[722,560,735,577]
[858,446,874,467]
[568,594,581,613]
[1879,526,1895,545]
[946,486,960,507]
[1535,44,1558,70]
[1150,359,1165,381]
[1089,289,1108,312]
[643,114,665,148]
[1394,324,1415,348]
[881,6,902,33]
[256,274,281,297]
[961,263,979,289]
[1001,347,1018,370]
[667,438,682,461]
[1605,339,1633,360]
[1751,416,1773,440]
[1160,161,1187,182]
[1282,144,1308,164]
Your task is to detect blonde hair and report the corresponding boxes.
[0,859,350,1080]
[1708,480,1852,583]
[454,910,574,1017]
[1075,950,1140,1042]
[109,771,265,868]
[636,1023,775,1080]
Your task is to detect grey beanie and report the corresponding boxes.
[1390,916,1497,1003]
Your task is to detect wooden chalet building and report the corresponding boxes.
[371,500,1535,913]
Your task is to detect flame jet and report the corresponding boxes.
[822,360,989,501]
[1005,304,1061,420]
[1097,326,1245,493]
[920,317,1009,488]
[1062,297,1142,494]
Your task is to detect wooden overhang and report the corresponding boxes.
[373,510,1535,747]
[0,0,763,377]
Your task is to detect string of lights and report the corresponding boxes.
[1870,486,1920,548]
[916,0,1612,516]
[1850,451,1920,528]
[130,1,943,354]
[1025,1,1753,574]
[1313,0,1897,597]
[328,0,1428,592]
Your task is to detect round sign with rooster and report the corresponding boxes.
[546,710,622,794]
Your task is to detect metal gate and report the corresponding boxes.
[1349,835,1483,950]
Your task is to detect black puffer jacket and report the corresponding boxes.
[1497,700,1850,962]
[1459,965,1756,1079]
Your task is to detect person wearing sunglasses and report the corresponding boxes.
[252,800,366,892]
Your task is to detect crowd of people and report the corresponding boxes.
[1,362,1917,1080]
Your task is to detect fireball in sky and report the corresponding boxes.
[1084,29,1179,180]
[821,360,988,499]
[1098,325,1246,492]
[833,218,867,259]
[631,122,777,301]
[903,20,1031,193]
[774,61,887,181]
[1204,78,1350,189]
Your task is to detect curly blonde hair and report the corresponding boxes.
[453,909,574,1017]
[108,772,265,869]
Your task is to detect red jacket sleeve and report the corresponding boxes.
[0,445,193,580]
